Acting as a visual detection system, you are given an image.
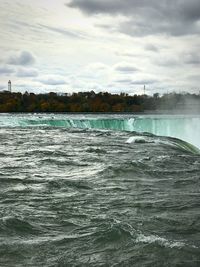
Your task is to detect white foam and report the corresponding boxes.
[136,234,185,249]
[126,136,146,144]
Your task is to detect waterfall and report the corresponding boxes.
[0,114,199,148]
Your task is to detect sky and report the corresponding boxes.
[0,0,200,95]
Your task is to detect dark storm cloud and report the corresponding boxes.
[7,51,35,66]
[66,0,200,36]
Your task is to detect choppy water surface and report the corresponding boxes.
[0,114,200,266]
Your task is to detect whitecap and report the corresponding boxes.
[126,136,147,144]
[135,233,185,249]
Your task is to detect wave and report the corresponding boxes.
[161,137,200,154]
[135,233,186,249]
[125,135,199,154]
[0,216,41,235]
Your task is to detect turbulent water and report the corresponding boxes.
[0,113,200,267]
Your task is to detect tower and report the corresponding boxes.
[8,80,11,92]
[144,85,146,95]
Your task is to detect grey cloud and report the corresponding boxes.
[187,74,200,80]
[115,51,138,58]
[7,51,36,66]
[156,52,200,66]
[183,53,200,64]
[16,68,39,77]
[37,78,67,86]
[0,65,15,75]
[115,78,133,84]
[39,24,89,40]
[95,23,117,32]
[66,0,200,36]
[117,15,198,37]
[115,66,138,72]
[67,0,125,14]
[115,78,157,85]
[130,79,157,85]
[10,20,42,33]
[180,1,200,21]
[0,85,6,90]
[114,63,138,72]
[154,57,180,67]
[144,44,159,52]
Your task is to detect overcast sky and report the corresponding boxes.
[0,0,200,95]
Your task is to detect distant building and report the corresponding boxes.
[8,80,11,92]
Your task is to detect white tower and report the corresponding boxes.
[8,80,11,92]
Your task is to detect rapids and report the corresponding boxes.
[0,113,199,266]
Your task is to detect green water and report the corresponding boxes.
[0,114,200,148]
[0,114,199,266]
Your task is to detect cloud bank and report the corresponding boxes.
[67,0,200,36]
[0,0,200,94]
[7,51,36,66]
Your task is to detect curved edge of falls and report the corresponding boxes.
[0,115,200,150]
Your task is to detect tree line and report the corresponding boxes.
[0,90,199,113]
